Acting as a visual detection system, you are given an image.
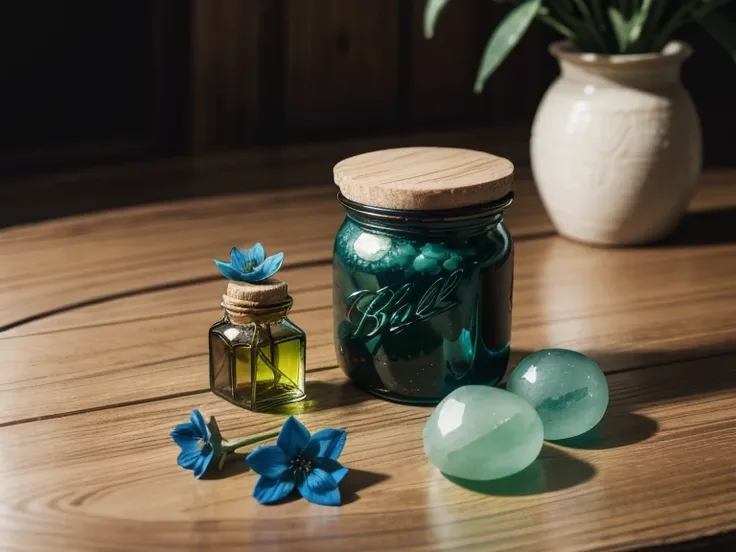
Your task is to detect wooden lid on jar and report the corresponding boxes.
[333,147,514,211]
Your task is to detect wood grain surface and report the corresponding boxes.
[283,0,399,138]
[0,143,734,551]
[333,147,514,209]
[191,0,274,151]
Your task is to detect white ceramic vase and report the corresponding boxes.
[531,41,702,245]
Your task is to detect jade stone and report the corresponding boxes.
[423,386,544,480]
[508,349,609,440]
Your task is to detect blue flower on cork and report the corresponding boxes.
[214,243,284,282]
[247,416,349,506]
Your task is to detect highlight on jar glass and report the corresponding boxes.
[332,147,515,405]
[209,244,306,412]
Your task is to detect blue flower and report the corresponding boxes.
[214,243,284,282]
[170,409,222,479]
[246,416,348,506]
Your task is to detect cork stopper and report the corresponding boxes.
[333,147,514,211]
[221,279,291,323]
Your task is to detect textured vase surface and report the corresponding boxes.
[531,41,702,245]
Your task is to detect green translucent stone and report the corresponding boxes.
[508,349,609,440]
[423,386,544,480]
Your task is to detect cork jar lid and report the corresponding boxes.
[333,147,514,211]
[222,279,289,311]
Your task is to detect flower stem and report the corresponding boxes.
[222,430,281,453]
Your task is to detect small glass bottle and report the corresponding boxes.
[209,279,306,411]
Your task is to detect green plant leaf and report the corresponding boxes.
[697,11,736,63]
[629,0,653,44]
[474,0,541,93]
[589,0,617,51]
[424,0,453,39]
[607,7,630,52]
[537,7,575,39]
[547,1,612,52]
[631,0,666,53]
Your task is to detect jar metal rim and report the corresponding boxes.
[337,192,514,223]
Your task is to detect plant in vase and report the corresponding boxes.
[426,0,736,245]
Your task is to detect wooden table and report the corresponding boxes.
[1,142,735,551]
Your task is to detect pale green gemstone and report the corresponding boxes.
[508,349,609,440]
[423,386,544,480]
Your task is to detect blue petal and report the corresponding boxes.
[177,448,202,470]
[247,243,266,266]
[298,468,340,506]
[214,259,246,281]
[277,416,311,457]
[172,433,200,453]
[259,252,284,280]
[230,247,247,271]
[246,445,290,478]
[314,458,348,484]
[170,422,198,443]
[239,266,270,282]
[304,428,347,461]
[190,410,209,440]
[242,253,283,282]
[193,449,214,479]
[253,476,296,505]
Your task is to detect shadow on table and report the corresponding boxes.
[443,444,596,497]
[552,411,659,449]
[208,466,388,506]
[650,208,736,247]
[203,452,250,479]
[205,456,388,504]
[239,468,389,506]
[266,379,372,416]
[267,346,735,420]
[637,531,736,551]
[341,469,391,505]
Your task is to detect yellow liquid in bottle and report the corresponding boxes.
[234,337,305,410]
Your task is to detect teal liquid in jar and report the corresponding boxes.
[332,147,515,405]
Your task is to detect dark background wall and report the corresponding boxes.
[1,1,735,177]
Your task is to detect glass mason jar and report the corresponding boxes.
[333,185,514,405]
